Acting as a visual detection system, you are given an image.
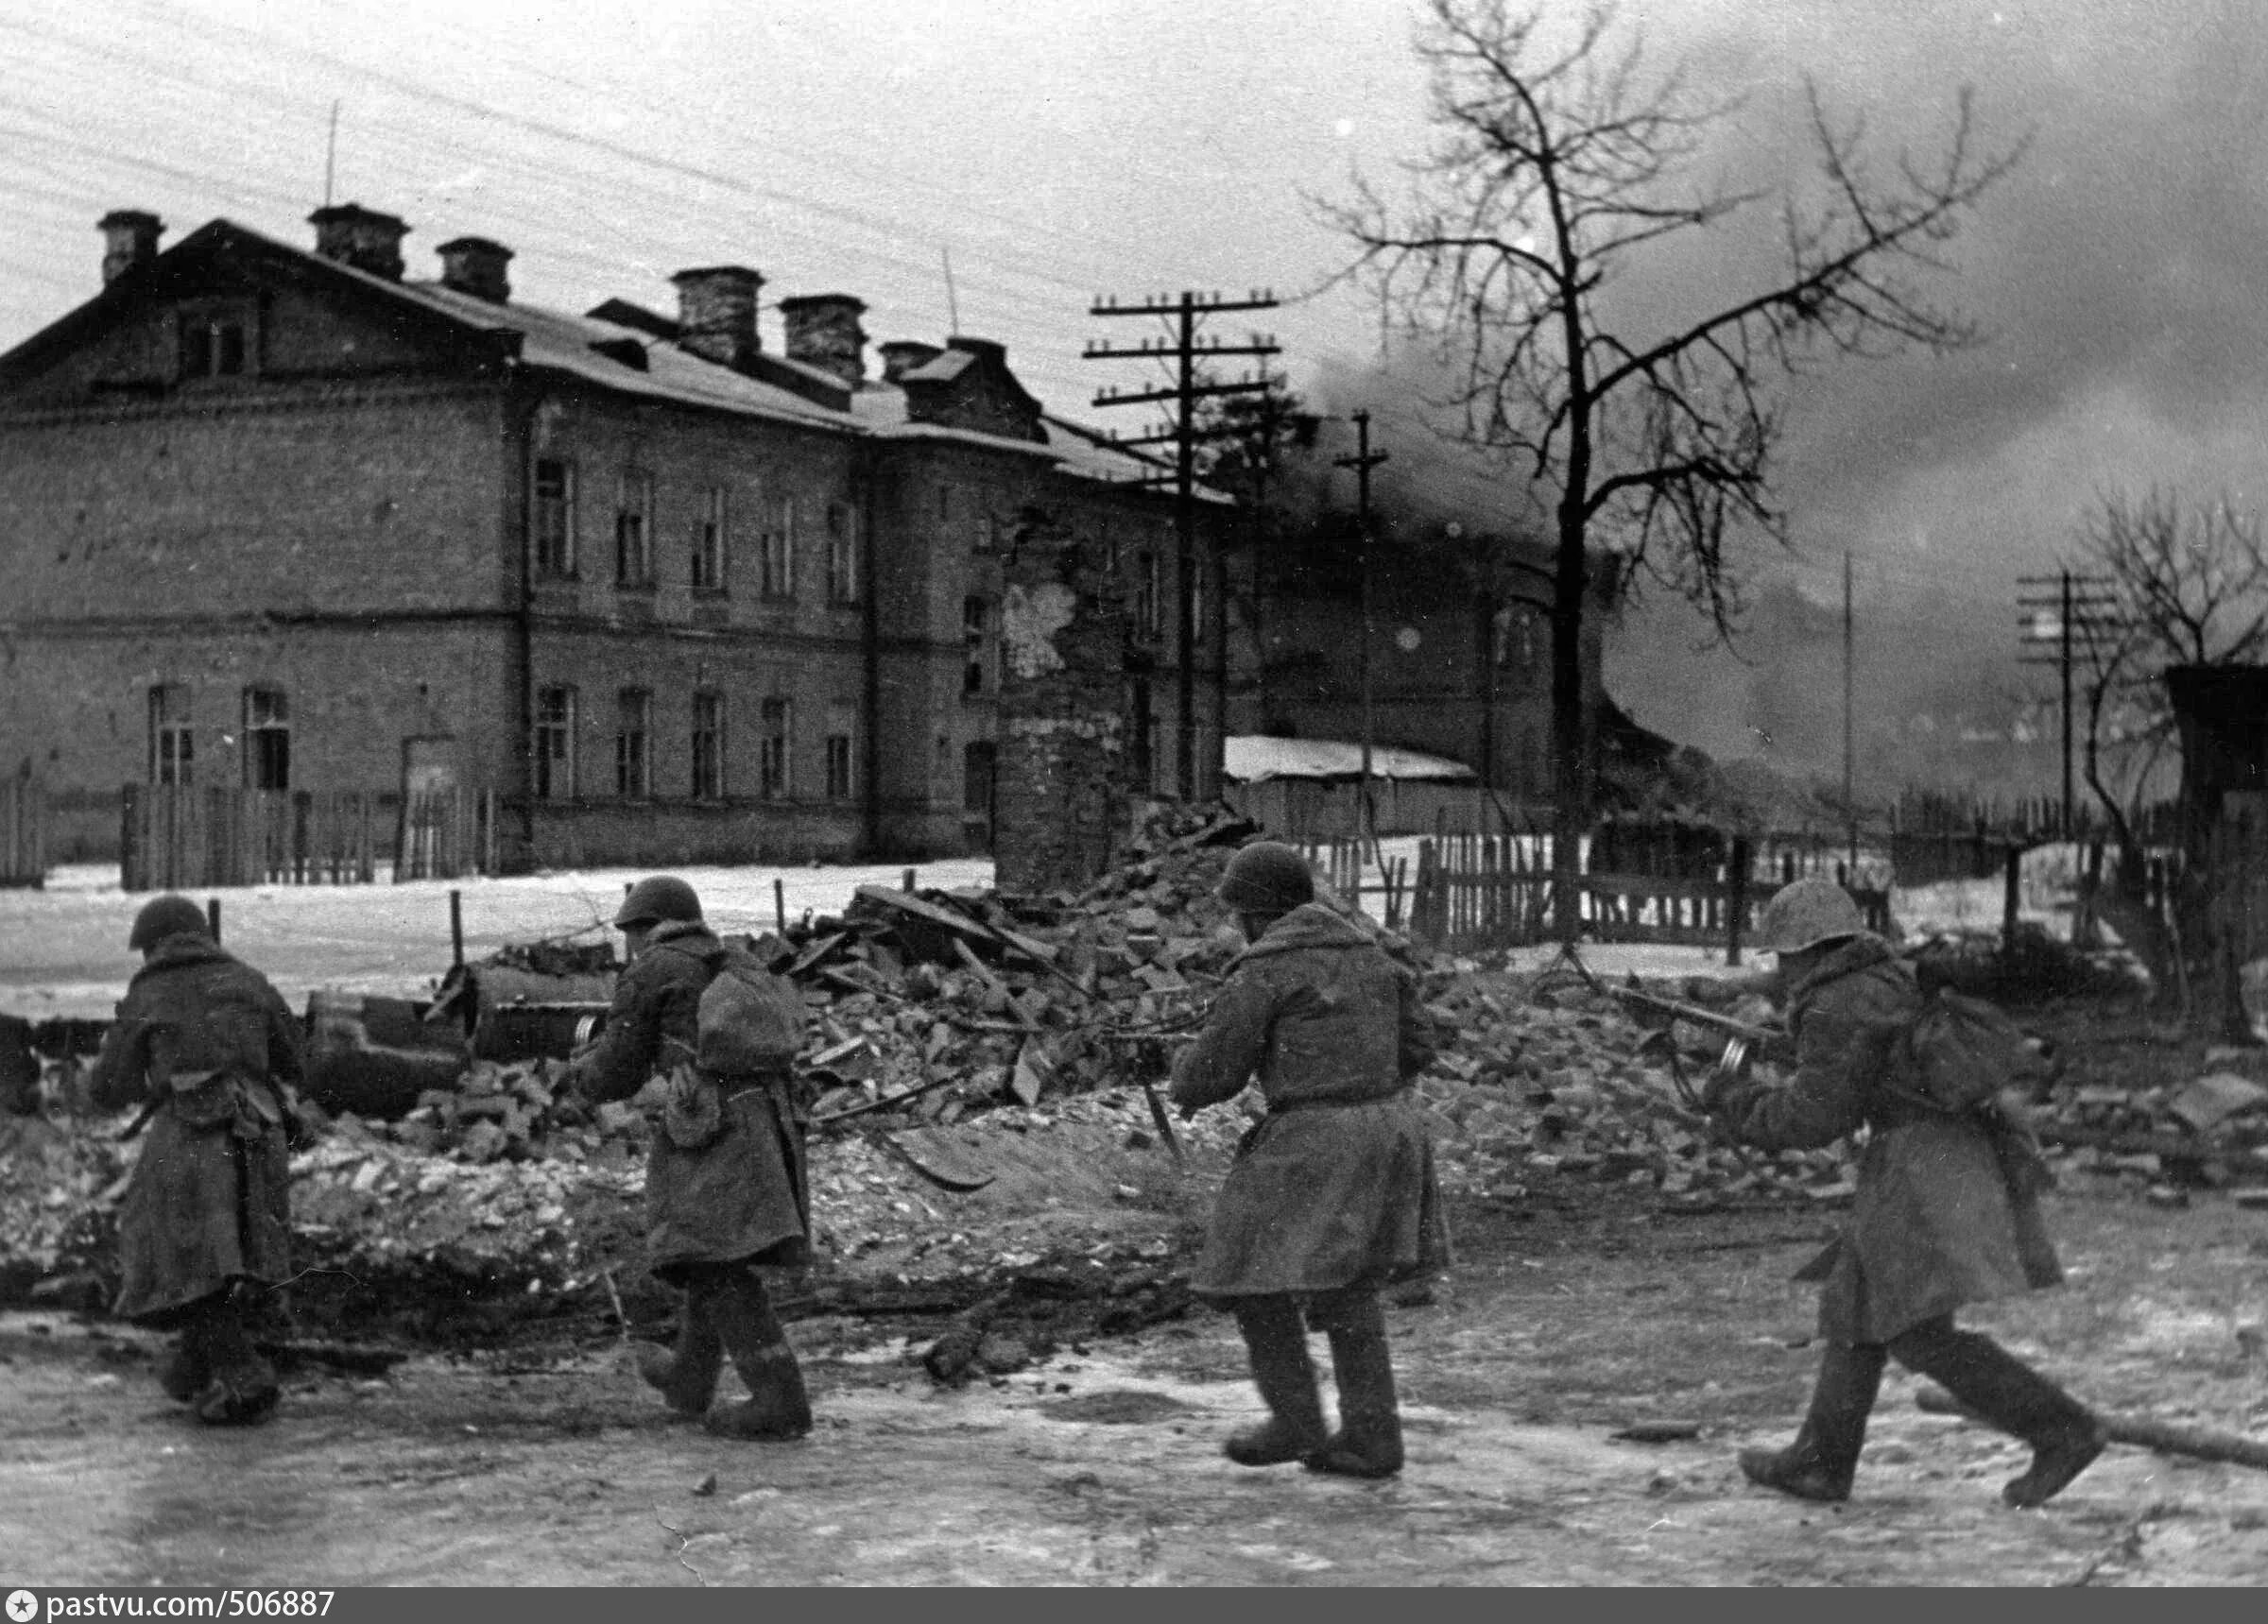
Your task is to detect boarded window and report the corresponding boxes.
[963,596,991,695]
[242,687,289,793]
[533,457,577,577]
[691,692,724,799]
[824,732,854,800]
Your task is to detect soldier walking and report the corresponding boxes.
[1705,878,2104,1507]
[569,877,815,1439]
[88,895,302,1425]
[1170,841,1447,1479]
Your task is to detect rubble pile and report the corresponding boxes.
[2031,1051,2268,1200]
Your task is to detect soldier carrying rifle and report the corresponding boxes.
[1701,878,2104,1508]
[1169,841,1449,1479]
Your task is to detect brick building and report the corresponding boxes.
[1257,524,1610,809]
[0,206,1231,867]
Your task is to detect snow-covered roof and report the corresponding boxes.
[1223,736,1477,784]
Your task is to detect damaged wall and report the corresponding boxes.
[993,511,1127,894]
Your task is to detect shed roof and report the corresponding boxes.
[1223,736,1477,784]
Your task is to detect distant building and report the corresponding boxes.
[0,206,1230,867]
[1254,522,1611,809]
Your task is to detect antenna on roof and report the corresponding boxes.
[941,245,961,335]
[323,99,340,208]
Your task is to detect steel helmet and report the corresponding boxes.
[614,875,703,929]
[1757,877,1864,954]
[1216,840,1315,915]
[129,894,210,950]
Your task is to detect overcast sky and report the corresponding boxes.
[5,0,2261,777]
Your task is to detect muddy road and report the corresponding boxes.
[7,1188,2266,1587]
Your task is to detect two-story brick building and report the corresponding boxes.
[0,205,1230,867]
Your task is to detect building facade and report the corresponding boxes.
[0,206,1230,867]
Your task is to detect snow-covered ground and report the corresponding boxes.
[0,842,2091,1020]
[0,859,990,1020]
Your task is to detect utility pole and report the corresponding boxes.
[1844,552,1856,874]
[1336,411,1388,857]
[2018,570,2121,836]
[1086,290,1279,800]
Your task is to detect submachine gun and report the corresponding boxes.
[1601,983,1792,1112]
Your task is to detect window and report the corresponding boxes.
[1494,607,1540,675]
[825,732,854,800]
[534,686,576,800]
[691,692,725,800]
[962,740,996,818]
[760,495,796,598]
[615,470,653,586]
[242,687,289,792]
[614,688,650,798]
[178,308,249,381]
[1135,550,1162,638]
[825,501,861,604]
[936,482,954,522]
[972,505,995,555]
[1101,520,1120,574]
[963,595,992,695]
[759,697,791,798]
[148,685,193,786]
[533,458,577,577]
[693,485,728,595]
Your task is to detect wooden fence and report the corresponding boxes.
[396,787,500,882]
[1,778,44,887]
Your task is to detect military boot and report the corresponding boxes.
[1224,1297,1327,1467]
[637,1295,724,1418]
[1739,1340,1887,1503]
[701,1269,813,1442]
[158,1317,212,1405]
[1890,1322,2104,1508]
[1305,1289,1404,1479]
[192,1292,281,1427]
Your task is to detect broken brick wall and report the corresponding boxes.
[993,510,1128,895]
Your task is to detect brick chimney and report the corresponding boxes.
[308,203,409,280]
[878,340,942,384]
[437,236,513,303]
[670,265,763,370]
[779,293,868,388]
[97,210,163,285]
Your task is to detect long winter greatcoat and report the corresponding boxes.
[86,933,301,1325]
[1170,902,1449,1299]
[571,922,808,1284]
[1710,933,2063,1344]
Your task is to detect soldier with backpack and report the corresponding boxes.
[1704,877,2104,1508]
[87,894,303,1425]
[569,876,815,1439]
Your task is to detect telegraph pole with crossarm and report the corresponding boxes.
[2018,569,2122,836]
[1085,289,1280,799]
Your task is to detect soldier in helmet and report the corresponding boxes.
[86,894,302,1425]
[1703,877,2103,1507]
[569,876,815,1439]
[1169,840,1447,1479]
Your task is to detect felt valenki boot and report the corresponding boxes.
[1225,1297,1327,1467]
[192,1291,281,1427]
[1892,1323,2104,1508]
[701,1270,813,1441]
[1305,1290,1404,1479]
[637,1294,725,1418]
[158,1311,213,1405]
[1739,1340,1887,1503]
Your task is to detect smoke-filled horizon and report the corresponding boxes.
[1275,0,2268,801]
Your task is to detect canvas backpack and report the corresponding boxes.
[1897,987,2048,1116]
[695,955,808,1076]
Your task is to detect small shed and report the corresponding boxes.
[1221,736,1482,840]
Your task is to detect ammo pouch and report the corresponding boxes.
[164,1067,284,1142]
[661,1061,727,1152]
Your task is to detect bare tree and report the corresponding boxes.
[2068,487,2268,1028]
[1323,0,2024,941]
